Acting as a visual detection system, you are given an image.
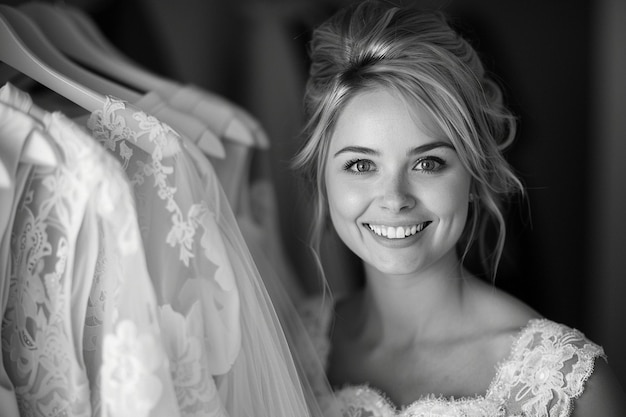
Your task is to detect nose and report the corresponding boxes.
[379,172,416,212]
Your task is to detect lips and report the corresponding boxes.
[365,221,432,239]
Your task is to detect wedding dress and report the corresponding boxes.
[0,99,46,417]
[0,83,180,417]
[299,298,606,417]
[0,82,330,417]
[170,88,330,412]
[84,94,325,417]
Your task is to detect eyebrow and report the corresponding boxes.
[333,141,455,158]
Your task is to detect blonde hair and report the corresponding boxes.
[292,0,524,279]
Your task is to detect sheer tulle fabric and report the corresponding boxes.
[169,85,335,416]
[85,96,328,417]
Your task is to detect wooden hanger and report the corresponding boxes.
[0,6,141,103]
[0,7,181,158]
[20,2,179,98]
[20,2,227,158]
[0,7,106,112]
[42,3,258,149]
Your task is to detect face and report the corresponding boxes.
[324,89,472,277]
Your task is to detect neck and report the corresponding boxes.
[357,253,471,347]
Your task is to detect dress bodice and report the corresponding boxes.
[299,298,606,417]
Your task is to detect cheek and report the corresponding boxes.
[327,181,363,221]
[430,176,471,226]
[325,173,368,229]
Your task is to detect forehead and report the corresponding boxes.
[329,89,447,150]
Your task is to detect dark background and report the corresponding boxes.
[2,0,625,387]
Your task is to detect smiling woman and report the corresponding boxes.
[324,89,471,277]
[291,1,626,416]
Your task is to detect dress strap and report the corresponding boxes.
[488,319,606,417]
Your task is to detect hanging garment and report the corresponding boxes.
[0,83,182,417]
[1,4,335,411]
[133,91,226,158]
[166,84,267,149]
[100,81,334,415]
[0,99,47,417]
[84,95,325,417]
[164,81,305,303]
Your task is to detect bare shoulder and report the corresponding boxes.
[571,358,626,416]
[464,275,541,332]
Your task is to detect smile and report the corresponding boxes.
[366,222,432,239]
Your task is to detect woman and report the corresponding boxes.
[293,1,626,416]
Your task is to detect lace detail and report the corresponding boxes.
[101,320,164,417]
[0,108,150,417]
[86,97,239,413]
[489,319,606,417]
[300,298,606,417]
[158,304,227,417]
[88,97,204,267]
[2,84,325,417]
[85,95,330,417]
[334,387,505,417]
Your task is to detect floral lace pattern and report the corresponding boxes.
[158,304,227,417]
[0,107,155,416]
[488,320,605,417]
[1,85,325,417]
[101,320,164,417]
[87,97,204,266]
[300,299,606,417]
[86,97,240,414]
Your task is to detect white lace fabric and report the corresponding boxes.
[0,83,180,417]
[0,100,46,417]
[86,96,323,417]
[299,299,606,417]
[0,84,326,417]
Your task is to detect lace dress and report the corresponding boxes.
[0,100,46,416]
[85,96,322,417]
[299,299,606,417]
[1,83,325,417]
[0,83,180,417]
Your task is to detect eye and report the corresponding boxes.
[414,157,444,173]
[344,159,376,173]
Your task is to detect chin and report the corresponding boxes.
[370,260,423,277]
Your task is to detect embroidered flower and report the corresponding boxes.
[101,320,164,417]
[87,98,205,268]
[158,303,223,415]
[119,141,133,162]
[493,320,606,417]
[37,391,71,417]
[518,345,570,398]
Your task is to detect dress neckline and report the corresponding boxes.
[325,299,548,412]
[301,297,604,416]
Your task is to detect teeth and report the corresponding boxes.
[367,222,429,239]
